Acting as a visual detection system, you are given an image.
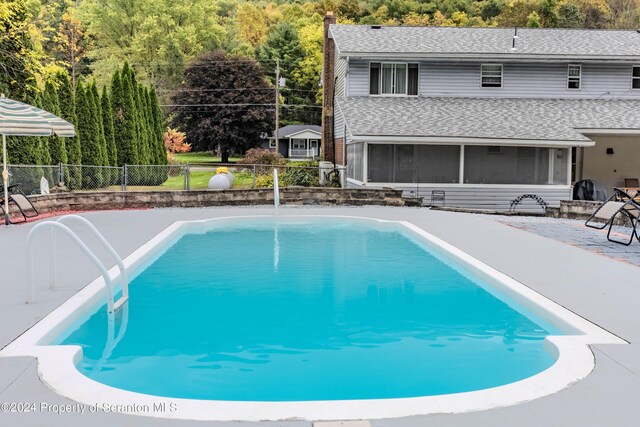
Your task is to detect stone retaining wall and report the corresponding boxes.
[11,188,407,216]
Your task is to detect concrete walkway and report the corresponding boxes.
[0,206,639,427]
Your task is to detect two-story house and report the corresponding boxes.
[321,13,640,209]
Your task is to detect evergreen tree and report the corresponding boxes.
[76,83,103,188]
[42,81,68,168]
[136,83,150,164]
[101,86,117,167]
[89,82,109,168]
[149,86,166,165]
[55,71,82,188]
[111,64,139,165]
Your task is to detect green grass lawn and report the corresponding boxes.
[172,152,242,164]
[160,170,254,190]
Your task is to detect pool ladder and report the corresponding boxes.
[26,215,129,313]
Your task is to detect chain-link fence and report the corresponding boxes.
[2,163,345,194]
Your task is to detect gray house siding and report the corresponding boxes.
[345,60,640,99]
[345,181,570,211]
[348,60,370,96]
[334,49,347,97]
[334,107,344,138]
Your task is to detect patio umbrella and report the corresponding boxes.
[0,94,75,225]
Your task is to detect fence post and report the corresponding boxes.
[252,164,257,189]
[184,163,190,190]
[57,163,63,185]
[123,165,128,191]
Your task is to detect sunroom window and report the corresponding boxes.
[370,63,418,95]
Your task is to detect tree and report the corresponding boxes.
[89,82,109,169]
[53,4,91,89]
[164,128,191,154]
[257,22,309,124]
[527,10,543,26]
[42,81,68,169]
[55,71,82,188]
[76,82,103,187]
[0,0,39,99]
[101,86,117,167]
[171,51,274,163]
[149,86,167,165]
[111,65,138,165]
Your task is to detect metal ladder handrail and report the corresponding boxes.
[52,215,128,309]
[26,221,125,313]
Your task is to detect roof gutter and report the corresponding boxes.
[337,52,640,64]
[349,135,595,147]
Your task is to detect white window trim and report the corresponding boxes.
[269,139,277,149]
[631,65,640,90]
[480,64,503,89]
[368,62,419,97]
[567,64,581,90]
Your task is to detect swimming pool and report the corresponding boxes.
[1,216,625,420]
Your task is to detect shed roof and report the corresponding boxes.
[336,97,640,146]
[330,25,640,61]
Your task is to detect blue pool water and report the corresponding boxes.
[59,219,560,401]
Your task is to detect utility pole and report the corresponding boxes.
[274,59,280,155]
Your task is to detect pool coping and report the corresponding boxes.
[0,215,627,421]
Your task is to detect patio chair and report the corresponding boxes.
[0,183,39,224]
[585,189,640,245]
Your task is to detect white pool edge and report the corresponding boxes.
[0,215,626,421]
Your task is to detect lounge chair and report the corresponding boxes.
[585,189,640,245]
[0,184,39,224]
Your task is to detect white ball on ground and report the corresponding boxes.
[208,173,232,190]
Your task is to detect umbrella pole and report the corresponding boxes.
[2,134,9,225]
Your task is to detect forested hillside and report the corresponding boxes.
[3,0,640,125]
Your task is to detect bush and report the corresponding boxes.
[239,148,285,174]
[282,161,319,187]
[255,173,274,188]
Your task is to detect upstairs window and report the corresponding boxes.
[481,64,502,88]
[370,63,418,95]
[633,66,640,89]
[567,65,581,90]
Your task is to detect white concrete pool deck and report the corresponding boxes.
[0,206,639,426]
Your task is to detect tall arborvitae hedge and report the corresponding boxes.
[76,82,104,188]
[149,86,167,165]
[111,64,139,165]
[42,81,67,165]
[101,86,117,167]
[56,71,81,189]
[89,82,109,169]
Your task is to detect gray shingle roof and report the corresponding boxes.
[330,25,640,59]
[336,97,640,143]
[278,124,321,138]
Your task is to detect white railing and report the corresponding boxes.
[289,148,315,158]
[26,215,128,313]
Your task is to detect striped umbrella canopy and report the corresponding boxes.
[1,94,76,225]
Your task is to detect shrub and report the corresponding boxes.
[239,148,285,174]
[282,161,319,187]
[164,127,191,153]
[255,173,274,188]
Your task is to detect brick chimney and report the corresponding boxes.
[321,11,336,164]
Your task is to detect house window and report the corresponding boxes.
[567,65,581,90]
[269,140,276,148]
[632,66,640,89]
[291,139,306,149]
[347,143,364,182]
[369,62,419,95]
[481,64,502,88]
